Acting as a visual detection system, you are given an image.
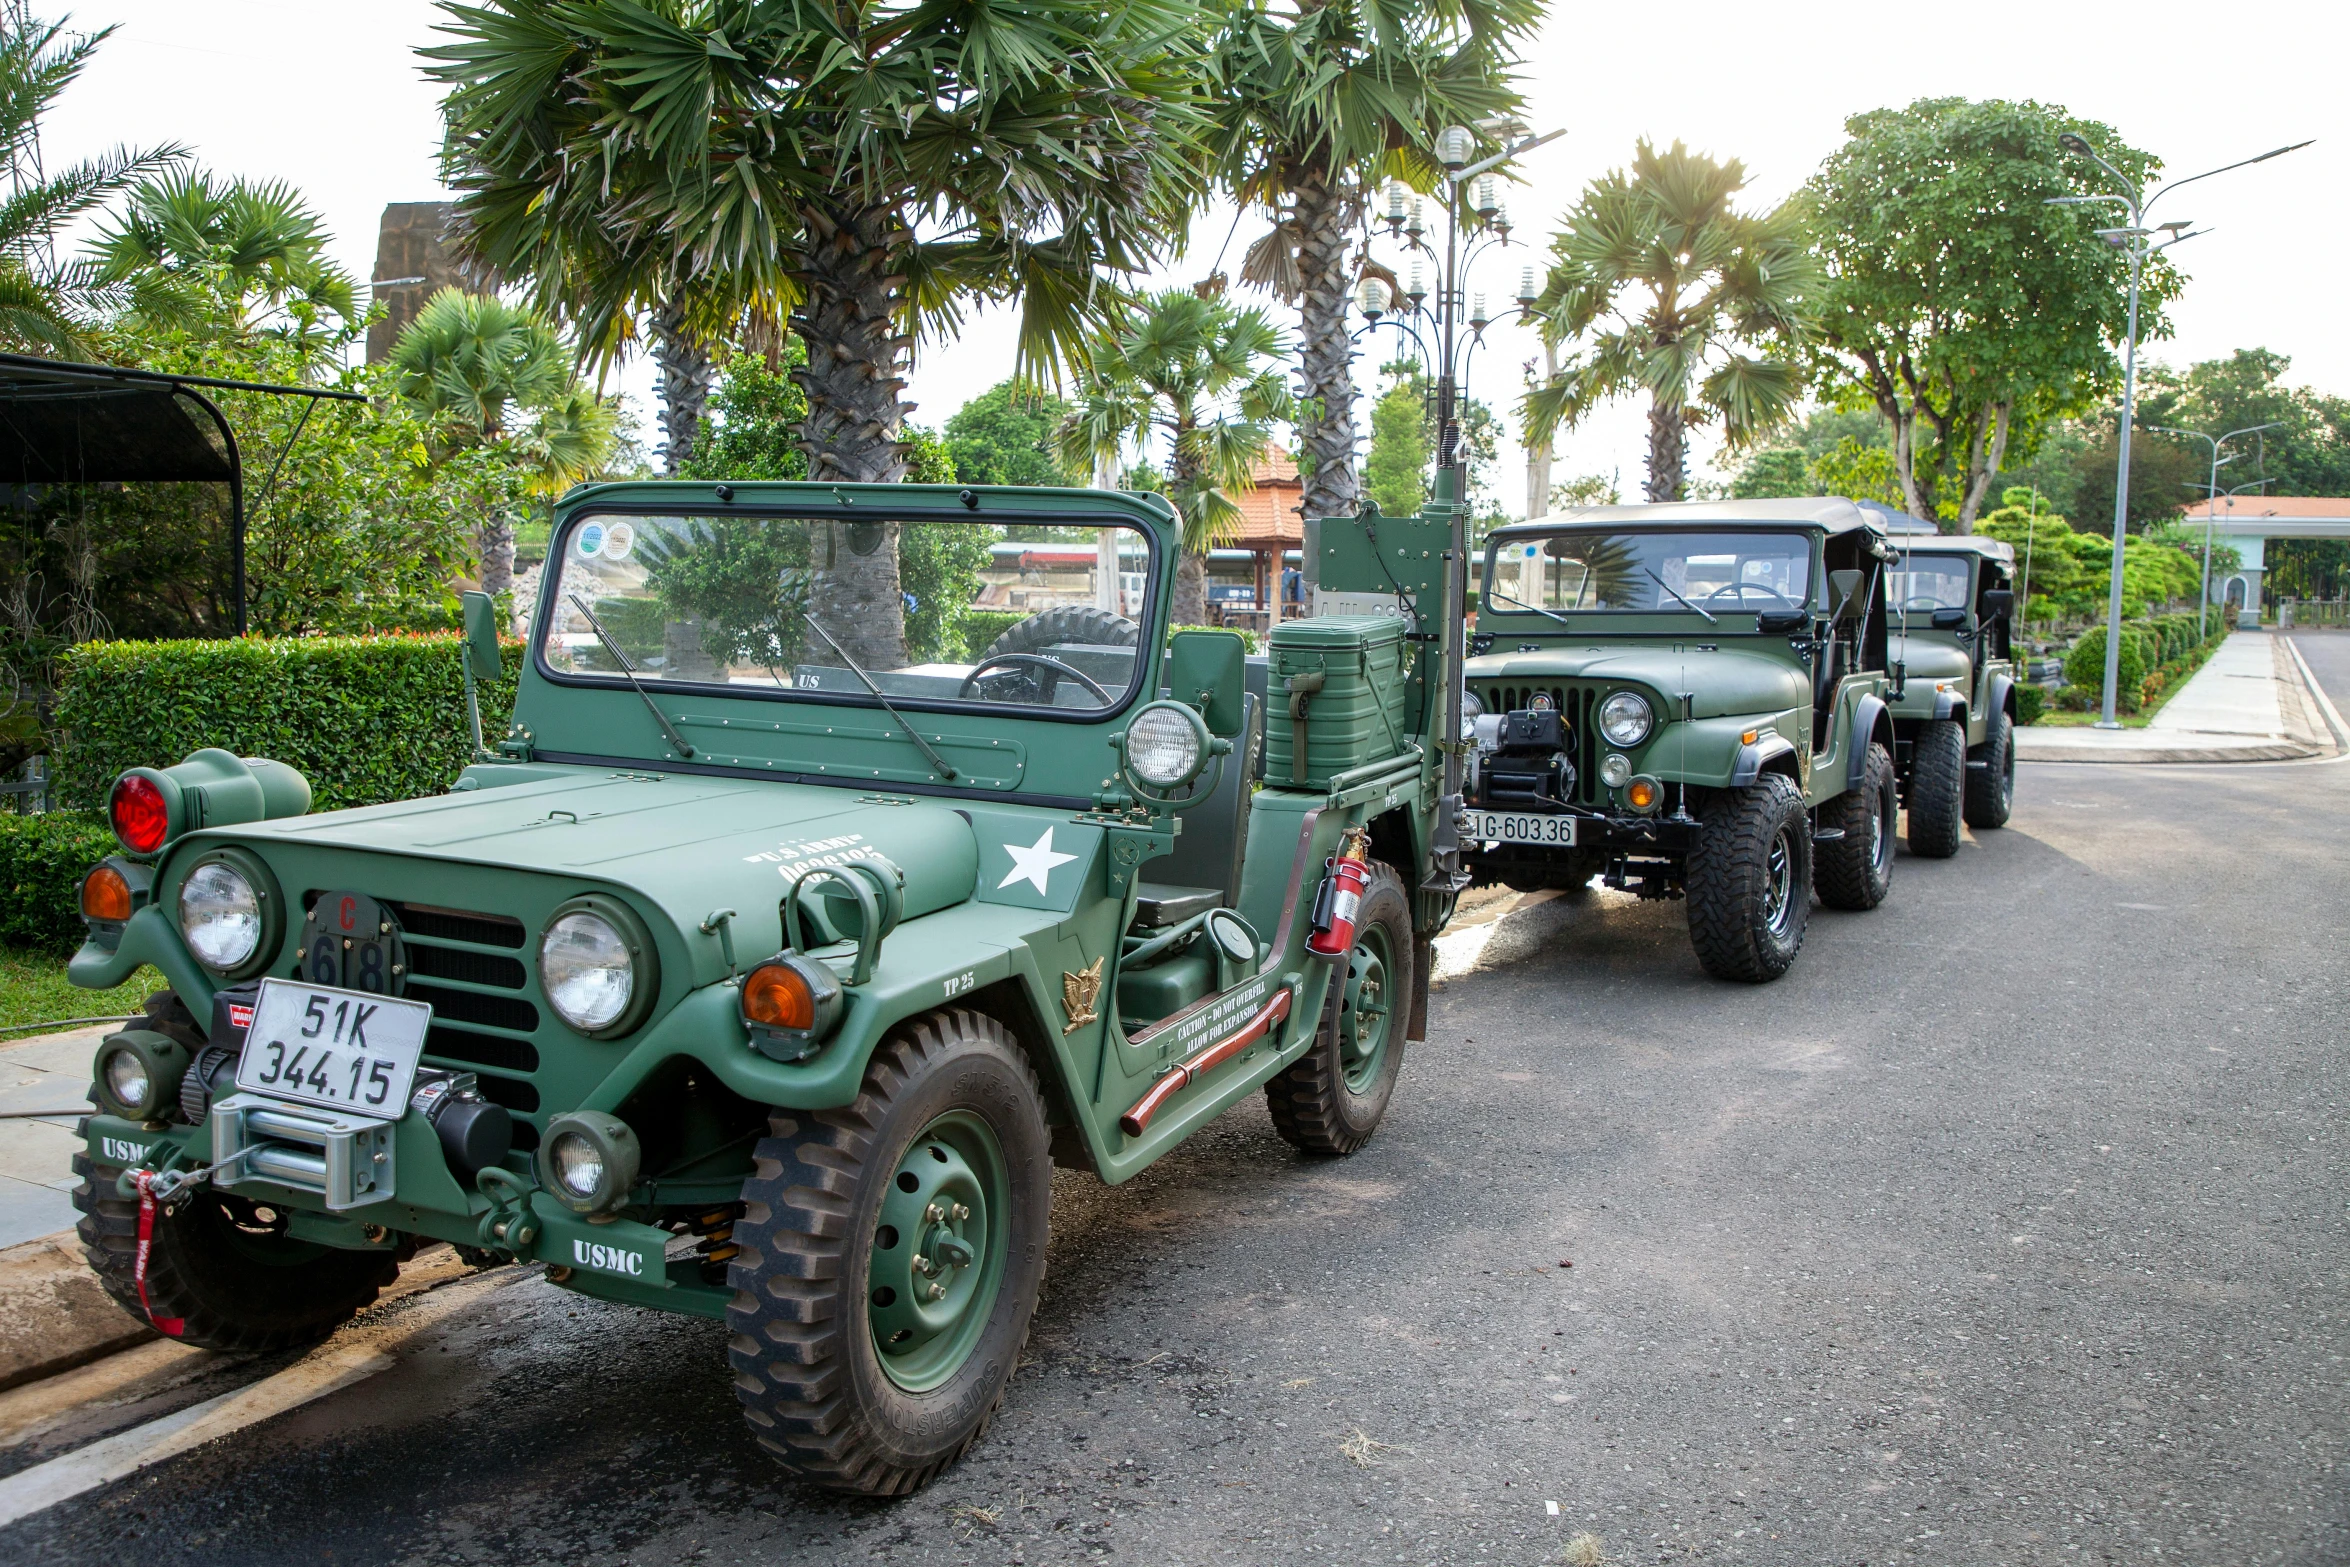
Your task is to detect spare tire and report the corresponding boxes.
[982,605,1137,660]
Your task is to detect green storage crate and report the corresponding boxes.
[1263,615,1415,788]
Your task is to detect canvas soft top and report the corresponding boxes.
[1893,533,2016,566]
[1485,496,1884,540]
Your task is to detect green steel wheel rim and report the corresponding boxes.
[1336,922,1395,1094]
[867,1108,1009,1394]
[1764,822,1798,938]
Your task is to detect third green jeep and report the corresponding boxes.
[1459,499,1903,983]
[1884,534,2019,856]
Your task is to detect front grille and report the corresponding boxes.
[355,896,548,1149]
[1478,684,1601,806]
[384,900,526,949]
[407,944,527,989]
[406,981,539,1035]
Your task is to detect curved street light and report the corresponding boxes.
[2152,421,2281,635]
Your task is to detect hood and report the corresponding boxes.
[1889,635,1971,683]
[1466,641,1807,719]
[226,769,982,937]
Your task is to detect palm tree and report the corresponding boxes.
[389,287,612,594]
[427,0,1213,669]
[1058,289,1293,626]
[1521,140,1817,502]
[1205,0,1537,526]
[0,13,185,355]
[90,168,357,345]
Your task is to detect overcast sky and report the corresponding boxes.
[39,0,2346,504]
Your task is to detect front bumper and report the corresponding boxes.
[1465,809,1701,864]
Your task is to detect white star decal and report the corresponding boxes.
[997,826,1079,895]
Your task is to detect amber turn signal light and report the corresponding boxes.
[740,953,844,1063]
[1626,777,1660,811]
[81,864,134,921]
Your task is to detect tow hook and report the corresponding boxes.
[476,1166,540,1255]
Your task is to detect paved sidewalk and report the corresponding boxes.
[2015,629,2341,762]
[0,1026,105,1252]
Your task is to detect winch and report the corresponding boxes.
[1471,706,1576,809]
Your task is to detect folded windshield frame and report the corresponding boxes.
[530,503,1161,726]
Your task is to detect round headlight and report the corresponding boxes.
[1598,691,1653,747]
[540,911,634,1032]
[548,1130,605,1198]
[1125,702,1205,788]
[102,1047,151,1111]
[1599,752,1633,788]
[179,861,261,971]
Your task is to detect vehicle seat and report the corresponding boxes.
[1137,690,1262,910]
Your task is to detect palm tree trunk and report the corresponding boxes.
[793,203,913,670]
[1645,405,1686,502]
[478,507,516,599]
[651,296,712,475]
[1290,161,1361,523]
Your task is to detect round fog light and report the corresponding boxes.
[103,1048,151,1112]
[1599,752,1633,788]
[537,1111,642,1215]
[92,1030,191,1123]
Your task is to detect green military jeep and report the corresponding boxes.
[64,481,1472,1495]
[1458,499,1901,983]
[1884,534,2018,856]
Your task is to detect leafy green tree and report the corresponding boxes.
[0,11,185,356]
[91,167,358,345]
[945,382,1079,488]
[1206,0,1537,523]
[2139,347,2350,496]
[1549,472,1621,509]
[428,0,1212,669]
[1364,377,1430,517]
[1058,289,1292,626]
[389,288,615,595]
[1803,98,2179,532]
[1729,448,1810,499]
[1523,140,1816,502]
[1810,437,1903,508]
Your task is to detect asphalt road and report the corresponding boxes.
[4,744,2347,1567]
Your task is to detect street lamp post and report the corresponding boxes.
[2050,131,2308,728]
[2153,421,2280,636]
[1353,121,1560,883]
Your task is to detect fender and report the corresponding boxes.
[1987,670,2016,725]
[1846,694,1891,793]
[1931,687,1961,722]
[1729,731,1798,787]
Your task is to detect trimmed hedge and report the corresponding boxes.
[2014,684,2046,726]
[2058,616,2227,715]
[0,810,113,955]
[52,635,520,813]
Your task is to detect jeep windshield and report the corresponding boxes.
[1484,529,1813,617]
[538,511,1153,713]
[1888,554,1971,613]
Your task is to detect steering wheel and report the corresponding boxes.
[958,651,1113,707]
[1704,582,1799,612]
[1903,596,1953,612]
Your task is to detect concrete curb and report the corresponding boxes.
[2016,736,2321,764]
[2285,635,2350,751]
[0,1229,153,1394]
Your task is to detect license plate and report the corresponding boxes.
[233,978,432,1119]
[1460,809,1578,846]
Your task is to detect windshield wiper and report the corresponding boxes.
[568,593,697,759]
[1485,588,1575,629]
[1642,569,1718,623]
[801,611,959,782]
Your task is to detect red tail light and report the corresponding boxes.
[109,774,170,855]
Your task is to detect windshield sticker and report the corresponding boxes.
[600,520,636,561]
[576,521,607,558]
[744,831,887,881]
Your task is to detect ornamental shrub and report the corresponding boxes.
[0,811,114,954]
[2014,684,2046,726]
[2063,626,2150,707]
[51,635,520,813]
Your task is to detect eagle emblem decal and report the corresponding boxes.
[1061,956,1105,1035]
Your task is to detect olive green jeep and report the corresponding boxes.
[1885,534,2019,856]
[64,480,1475,1495]
[1458,499,1903,983]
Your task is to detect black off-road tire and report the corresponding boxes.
[1965,707,2015,829]
[1685,775,1811,984]
[1904,720,1966,859]
[1816,741,1898,910]
[727,1009,1051,1496]
[1265,861,1414,1154]
[71,1153,396,1352]
[981,605,1136,660]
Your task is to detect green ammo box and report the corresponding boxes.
[1263,615,1415,789]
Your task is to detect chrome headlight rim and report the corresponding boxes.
[1598,690,1654,748]
[538,895,660,1040]
[1120,700,1210,791]
[174,847,281,980]
[537,1110,642,1215]
[1598,752,1634,789]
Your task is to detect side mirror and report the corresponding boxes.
[1827,569,1865,622]
[1980,589,2016,621]
[1164,629,1246,739]
[461,590,504,681]
[1930,606,1971,631]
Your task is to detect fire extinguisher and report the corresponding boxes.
[1307,828,1372,961]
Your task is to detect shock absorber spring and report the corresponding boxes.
[688,1204,741,1282]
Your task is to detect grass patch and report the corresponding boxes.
[0,946,157,1034]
